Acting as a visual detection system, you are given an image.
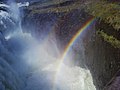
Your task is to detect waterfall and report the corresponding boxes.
[0,1,96,90]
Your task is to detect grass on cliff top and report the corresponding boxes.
[28,0,120,30]
[28,0,83,16]
[29,2,82,16]
[28,0,72,9]
[86,1,120,30]
[98,30,120,48]
[26,0,120,48]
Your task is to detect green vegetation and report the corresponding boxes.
[98,31,120,48]
[27,0,120,48]
[27,0,82,16]
[28,0,120,30]
[86,1,120,30]
[29,0,73,10]
[86,1,120,48]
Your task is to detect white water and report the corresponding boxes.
[0,1,96,90]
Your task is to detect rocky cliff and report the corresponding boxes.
[21,1,120,90]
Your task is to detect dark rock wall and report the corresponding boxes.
[54,9,92,50]
[85,22,120,90]
[22,4,120,90]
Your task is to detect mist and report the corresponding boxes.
[0,1,96,90]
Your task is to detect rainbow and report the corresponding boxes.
[53,17,96,89]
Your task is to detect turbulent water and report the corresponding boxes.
[0,1,96,90]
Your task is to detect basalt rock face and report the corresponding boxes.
[53,12,120,89]
[21,1,120,90]
[54,10,94,67]
[85,22,120,90]
[22,13,58,40]
[22,8,92,66]
[52,11,120,90]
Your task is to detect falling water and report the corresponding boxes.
[0,1,96,90]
